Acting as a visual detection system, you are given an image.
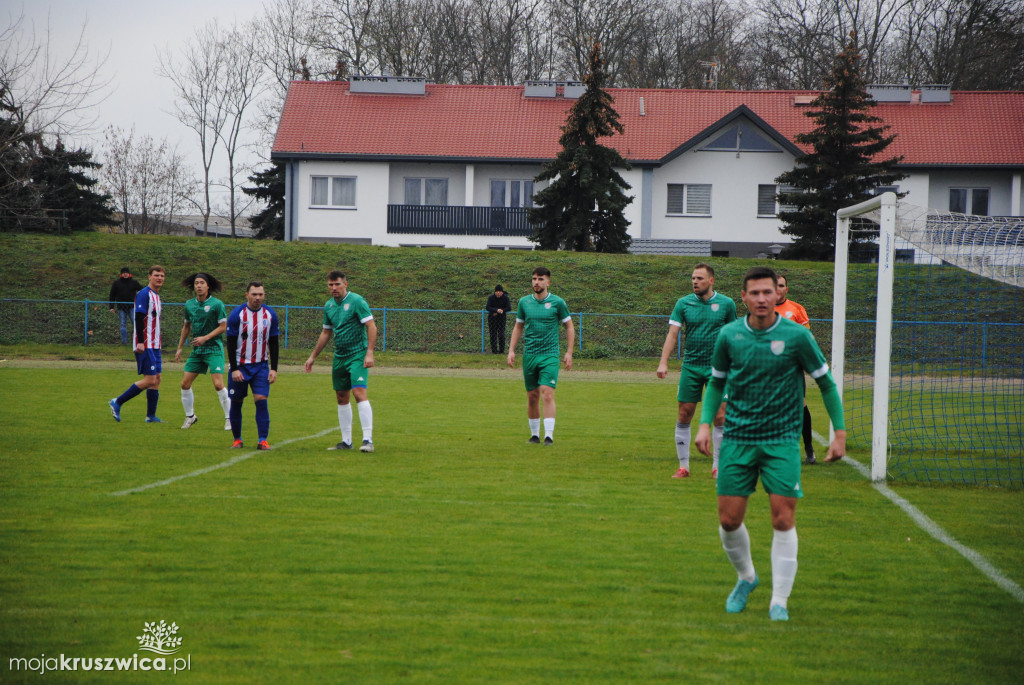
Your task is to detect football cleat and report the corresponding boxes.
[257,440,271,451]
[181,415,198,429]
[769,604,789,621]
[145,416,165,423]
[528,435,541,444]
[359,440,374,453]
[108,399,121,422]
[672,467,691,479]
[224,418,232,431]
[805,452,817,465]
[231,439,244,449]
[543,437,553,446]
[328,442,353,451]
[726,575,759,613]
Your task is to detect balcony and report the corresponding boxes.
[387,205,537,236]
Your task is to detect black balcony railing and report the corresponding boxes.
[387,204,537,236]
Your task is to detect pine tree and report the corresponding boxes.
[528,43,632,253]
[34,138,113,231]
[775,33,906,260]
[243,163,285,240]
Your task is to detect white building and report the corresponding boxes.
[272,78,1024,257]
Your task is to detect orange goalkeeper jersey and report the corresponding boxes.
[776,299,810,329]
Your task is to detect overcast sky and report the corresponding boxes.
[12,0,270,209]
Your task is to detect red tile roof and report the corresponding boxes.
[272,82,1024,167]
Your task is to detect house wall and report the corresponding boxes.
[388,163,468,204]
[926,170,1017,215]
[296,160,390,243]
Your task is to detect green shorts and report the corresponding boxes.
[677,365,712,403]
[333,354,369,392]
[184,345,226,375]
[523,354,559,391]
[716,441,803,499]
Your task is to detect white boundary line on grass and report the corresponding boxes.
[812,431,1024,603]
[108,428,336,497]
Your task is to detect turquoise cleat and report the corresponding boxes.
[769,604,790,621]
[726,574,759,613]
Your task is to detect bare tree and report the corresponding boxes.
[100,126,194,235]
[157,21,228,235]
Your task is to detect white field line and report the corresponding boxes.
[108,428,336,497]
[812,430,1024,603]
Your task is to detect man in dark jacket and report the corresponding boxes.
[109,267,142,344]
[485,284,512,354]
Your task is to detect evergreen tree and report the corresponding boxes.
[34,138,113,231]
[243,163,285,240]
[775,33,906,260]
[528,43,632,253]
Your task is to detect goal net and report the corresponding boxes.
[832,193,1024,485]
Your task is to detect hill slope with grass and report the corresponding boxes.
[0,233,837,314]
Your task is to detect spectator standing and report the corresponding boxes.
[108,267,141,344]
[485,285,512,354]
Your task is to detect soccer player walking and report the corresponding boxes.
[695,266,846,621]
[507,267,574,445]
[174,273,231,431]
[109,265,166,423]
[656,263,737,478]
[226,282,280,451]
[775,273,816,465]
[305,271,378,453]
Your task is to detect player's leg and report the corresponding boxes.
[717,442,761,612]
[228,372,249,445]
[712,401,726,477]
[210,374,231,428]
[332,358,355,449]
[347,358,373,452]
[180,360,202,428]
[537,357,559,444]
[110,350,157,420]
[249,365,271,448]
[759,443,803,620]
[523,355,542,442]
[673,402,696,477]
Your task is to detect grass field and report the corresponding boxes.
[2,363,1023,683]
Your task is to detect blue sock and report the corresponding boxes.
[146,389,159,418]
[230,400,243,439]
[254,399,270,441]
[116,383,143,406]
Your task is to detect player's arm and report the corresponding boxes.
[507,320,524,367]
[194,320,225,347]
[695,333,730,456]
[268,334,279,383]
[657,323,681,378]
[562,316,574,371]
[802,335,846,461]
[174,320,192,363]
[363,318,377,368]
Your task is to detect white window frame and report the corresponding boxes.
[949,187,990,216]
[310,175,357,209]
[490,179,535,208]
[667,183,712,216]
[404,177,449,206]
[757,184,778,217]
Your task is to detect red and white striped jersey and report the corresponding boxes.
[226,304,280,365]
[133,286,162,349]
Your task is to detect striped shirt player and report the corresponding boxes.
[507,267,575,445]
[305,272,379,453]
[657,263,736,479]
[225,282,280,451]
[109,265,167,423]
[694,267,846,623]
[175,273,231,431]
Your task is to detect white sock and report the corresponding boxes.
[675,423,691,468]
[712,424,724,470]
[720,524,756,582]
[543,418,555,439]
[217,388,230,418]
[338,403,353,444]
[529,418,540,437]
[357,400,373,442]
[770,527,799,609]
[181,388,195,416]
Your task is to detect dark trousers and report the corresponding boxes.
[488,316,506,353]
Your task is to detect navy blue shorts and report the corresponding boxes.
[135,349,162,376]
[229,363,271,399]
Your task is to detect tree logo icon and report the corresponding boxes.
[136,620,183,654]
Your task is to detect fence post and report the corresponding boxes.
[284,304,289,349]
[577,313,583,351]
[382,307,387,352]
[84,299,90,345]
[481,310,486,353]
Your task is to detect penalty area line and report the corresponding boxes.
[812,431,1024,603]
[108,427,337,497]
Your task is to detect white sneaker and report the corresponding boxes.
[224,418,232,431]
[181,415,198,429]
[359,440,374,453]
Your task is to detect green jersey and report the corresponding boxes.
[323,291,374,361]
[183,296,227,349]
[669,291,737,367]
[516,292,571,357]
[709,315,830,444]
